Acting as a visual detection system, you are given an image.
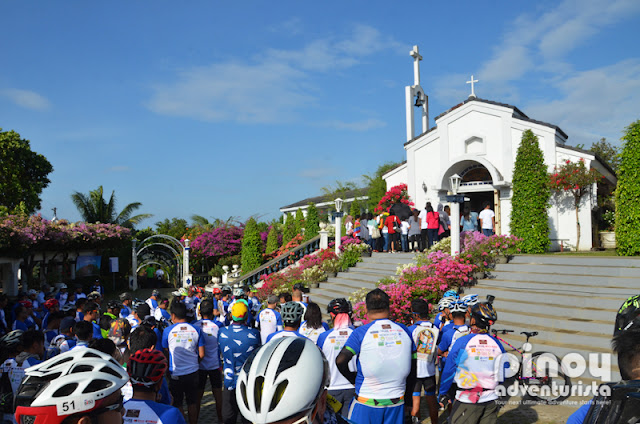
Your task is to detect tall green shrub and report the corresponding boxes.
[282,213,295,245]
[241,218,263,273]
[294,209,305,237]
[616,120,640,256]
[510,129,551,253]
[350,198,361,217]
[265,225,279,254]
[304,203,319,241]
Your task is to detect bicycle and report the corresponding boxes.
[491,328,572,404]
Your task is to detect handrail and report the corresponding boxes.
[235,235,324,286]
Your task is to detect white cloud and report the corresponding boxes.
[321,118,386,132]
[3,89,51,110]
[146,25,402,124]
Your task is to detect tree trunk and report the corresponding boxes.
[575,203,581,251]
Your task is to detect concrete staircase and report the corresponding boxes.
[472,255,640,382]
[309,252,416,317]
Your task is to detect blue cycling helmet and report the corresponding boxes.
[450,300,468,314]
[462,294,479,306]
[443,290,459,299]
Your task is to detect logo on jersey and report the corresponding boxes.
[414,325,439,362]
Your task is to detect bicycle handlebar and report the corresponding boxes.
[491,329,514,335]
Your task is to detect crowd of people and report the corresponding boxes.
[344,201,496,254]
[0,279,638,424]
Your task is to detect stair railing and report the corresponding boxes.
[233,235,324,286]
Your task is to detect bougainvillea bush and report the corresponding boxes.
[374,184,414,214]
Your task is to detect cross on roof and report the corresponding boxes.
[410,45,422,86]
[466,75,478,98]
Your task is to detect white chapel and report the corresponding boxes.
[383,46,617,251]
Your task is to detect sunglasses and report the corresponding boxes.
[92,395,124,416]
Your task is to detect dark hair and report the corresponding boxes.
[411,299,429,318]
[82,301,98,314]
[47,311,65,328]
[444,205,450,213]
[135,303,151,318]
[426,203,434,213]
[0,293,7,303]
[365,289,390,312]
[613,331,640,380]
[75,298,87,310]
[452,311,467,320]
[129,326,158,353]
[74,320,93,341]
[463,207,471,220]
[170,301,187,319]
[88,338,117,356]
[22,329,44,348]
[279,292,292,303]
[483,201,491,209]
[14,305,26,318]
[199,300,214,318]
[303,302,323,329]
[99,315,114,331]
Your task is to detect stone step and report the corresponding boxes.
[332,270,385,284]
[488,270,637,287]
[354,262,403,273]
[476,278,635,297]
[510,255,640,268]
[361,255,416,265]
[326,276,380,290]
[496,263,640,278]
[497,306,611,335]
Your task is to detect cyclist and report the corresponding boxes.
[317,298,357,416]
[193,299,224,424]
[161,301,204,424]
[7,330,45,401]
[408,299,440,424]
[82,301,103,339]
[146,289,161,317]
[0,330,23,423]
[439,300,505,423]
[461,294,479,323]
[49,316,76,354]
[438,301,470,358]
[256,294,283,344]
[237,337,353,424]
[218,301,261,424]
[124,348,187,424]
[73,321,94,348]
[567,294,640,423]
[299,302,329,343]
[14,348,129,424]
[154,297,172,325]
[266,301,305,342]
[120,292,134,319]
[41,298,60,330]
[434,297,456,331]
[336,288,416,424]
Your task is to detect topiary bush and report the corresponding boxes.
[282,213,295,246]
[240,217,263,273]
[510,129,551,253]
[265,225,279,255]
[304,203,319,241]
[294,209,305,238]
[616,120,640,256]
[349,197,361,218]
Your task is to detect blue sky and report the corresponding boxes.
[2,0,639,227]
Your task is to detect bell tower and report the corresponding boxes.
[405,45,428,142]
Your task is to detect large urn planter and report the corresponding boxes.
[494,256,508,265]
[600,231,616,249]
[309,282,320,289]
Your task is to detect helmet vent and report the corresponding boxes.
[83,379,111,393]
[53,383,78,397]
[240,382,249,410]
[20,415,36,424]
[254,376,264,413]
[100,365,122,378]
[269,380,288,412]
[276,338,304,376]
[71,365,93,374]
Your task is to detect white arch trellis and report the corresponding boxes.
[132,235,190,290]
[137,246,181,285]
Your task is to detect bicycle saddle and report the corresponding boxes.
[521,331,538,338]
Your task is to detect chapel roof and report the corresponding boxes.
[430,96,568,139]
[280,187,370,210]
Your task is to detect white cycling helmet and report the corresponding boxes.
[14,348,129,424]
[236,337,329,424]
[462,294,479,306]
[438,297,456,311]
[450,300,468,314]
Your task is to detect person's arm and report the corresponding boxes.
[336,348,356,385]
[199,345,205,361]
[492,215,496,232]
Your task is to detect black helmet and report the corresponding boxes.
[280,302,305,325]
[107,300,122,311]
[614,295,640,336]
[119,292,133,301]
[327,298,352,315]
[470,302,498,329]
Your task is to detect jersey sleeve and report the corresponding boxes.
[198,327,206,347]
[566,400,592,424]
[343,326,364,356]
[439,334,468,397]
[322,322,330,330]
[161,326,170,349]
[438,329,453,353]
[316,331,329,348]
[276,312,283,328]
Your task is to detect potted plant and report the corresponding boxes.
[302,265,327,289]
[599,209,616,249]
[321,259,340,277]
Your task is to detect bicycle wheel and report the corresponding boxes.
[523,351,572,403]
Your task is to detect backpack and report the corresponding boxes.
[584,380,640,423]
[414,323,440,363]
[450,325,471,350]
[371,225,381,239]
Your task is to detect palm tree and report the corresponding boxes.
[190,215,237,230]
[71,186,152,228]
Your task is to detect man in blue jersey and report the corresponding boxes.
[82,301,103,339]
[408,299,440,424]
[438,300,470,360]
[161,301,205,424]
[439,300,506,423]
[265,301,305,342]
[146,289,160,317]
[317,298,357,417]
[124,348,187,424]
[218,301,261,424]
[193,299,224,424]
[7,329,44,396]
[257,295,283,344]
[120,292,133,319]
[336,288,417,424]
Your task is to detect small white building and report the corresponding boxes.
[385,46,616,251]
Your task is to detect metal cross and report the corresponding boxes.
[466,75,478,98]
[410,45,422,86]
